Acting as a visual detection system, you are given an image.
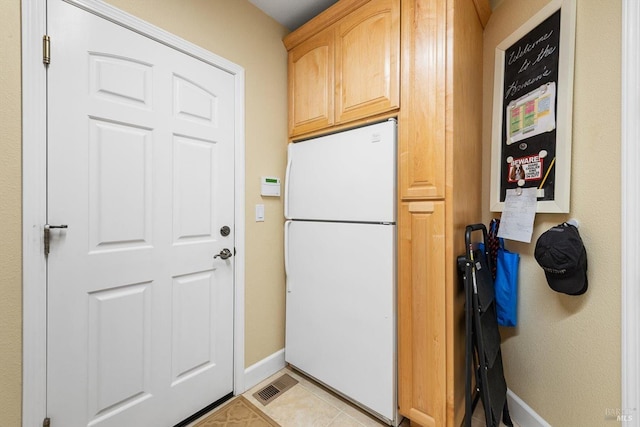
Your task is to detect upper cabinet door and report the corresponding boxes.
[288,28,335,137]
[335,0,400,125]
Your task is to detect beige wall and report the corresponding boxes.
[482,1,621,425]
[0,0,23,425]
[0,0,288,423]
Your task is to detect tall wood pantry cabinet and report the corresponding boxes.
[283,1,491,426]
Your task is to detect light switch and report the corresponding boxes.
[256,204,265,222]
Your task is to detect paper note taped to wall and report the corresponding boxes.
[507,82,556,145]
[497,188,537,243]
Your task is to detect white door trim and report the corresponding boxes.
[21,1,246,426]
[22,2,48,424]
[622,0,640,424]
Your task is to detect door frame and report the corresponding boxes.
[21,1,246,426]
[622,0,640,422]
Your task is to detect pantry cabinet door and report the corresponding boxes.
[397,200,447,427]
[399,0,446,200]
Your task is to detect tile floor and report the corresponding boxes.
[187,366,519,427]
[242,367,406,427]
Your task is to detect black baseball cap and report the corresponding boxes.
[534,223,588,295]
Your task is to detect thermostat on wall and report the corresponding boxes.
[261,176,281,197]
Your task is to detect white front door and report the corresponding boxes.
[46,1,235,425]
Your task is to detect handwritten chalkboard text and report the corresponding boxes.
[507,30,554,66]
[518,45,558,73]
[505,66,552,99]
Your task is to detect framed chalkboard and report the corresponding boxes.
[490,0,576,213]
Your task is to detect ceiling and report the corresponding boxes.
[250,0,500,31]
[248,0,338,31]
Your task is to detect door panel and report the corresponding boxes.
[285,220,396,420]
[171,271,218,384]
[89,119,153,251]
[397,201,446,426]
[172,136,217,243]
[288,27,335,136]
[335,0,400,124]
[87,283,153,418]
[398,0,446,200]
[47,2,235,426]
[286,120,396,223]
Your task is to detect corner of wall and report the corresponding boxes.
[243,349,286,392]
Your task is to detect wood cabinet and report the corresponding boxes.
[285,0,489,425]
[285,0,399,138]
[335,0,400,124]
[398,0,489,426]
[288,28,335,135]
[398,200,447,426]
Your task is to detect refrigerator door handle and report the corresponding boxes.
[284,144,293,220]
[284,220,291,292]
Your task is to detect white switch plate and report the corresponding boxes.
[256,204,265,222]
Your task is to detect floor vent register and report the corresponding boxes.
[253,374,298,406]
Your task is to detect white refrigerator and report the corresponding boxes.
[284,120,398,425]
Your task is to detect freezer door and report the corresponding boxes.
[285,120,396,222]
[285,220,396,421]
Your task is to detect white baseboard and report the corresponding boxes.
[242,349,286,392]
[507,389,552,427]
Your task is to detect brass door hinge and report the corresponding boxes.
[43,35,51,65]
[43,417,50,427]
